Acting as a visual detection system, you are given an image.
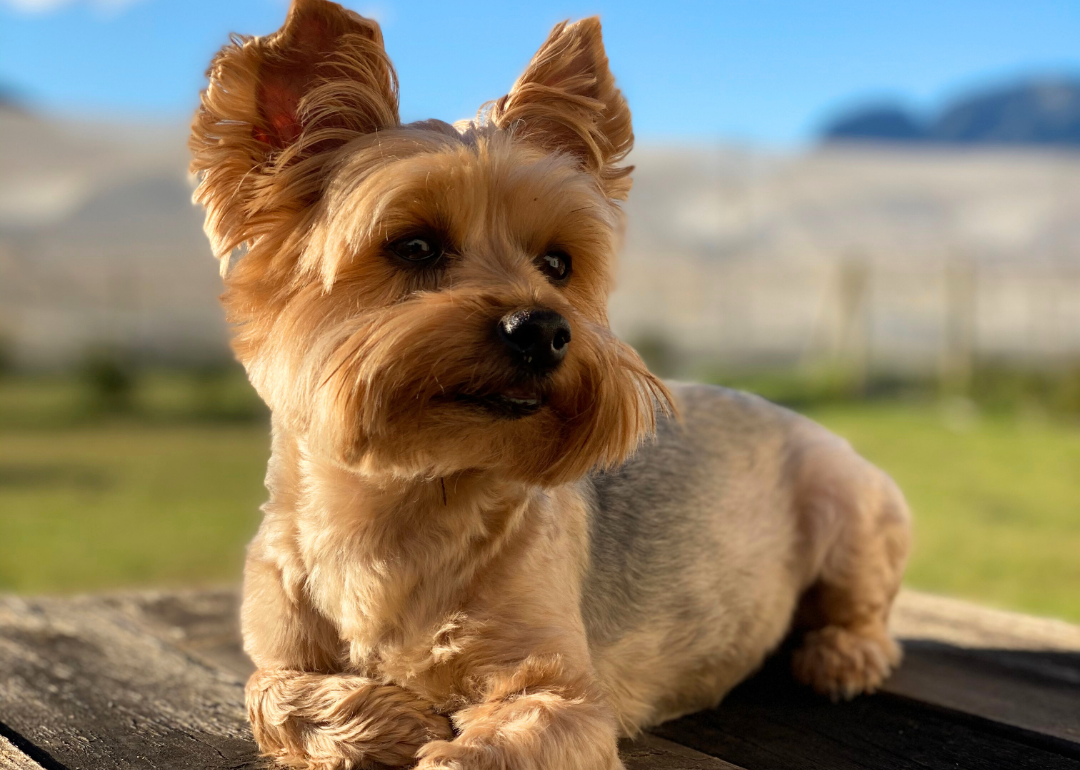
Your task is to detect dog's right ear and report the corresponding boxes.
[190,0,398,262]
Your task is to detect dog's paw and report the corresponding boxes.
[415,737,555,770]
[247,670,453,769]
[791,625,901,701]
[414,739,476,770]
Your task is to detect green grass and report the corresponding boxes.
[0,371,269,592]
[1,374,1078,623]
[804,402,1080,622]
[0,423,268,592]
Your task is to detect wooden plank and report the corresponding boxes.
[886,641,1080,744]
[0,595,262,770]
[3,588,1078,769]
[888,590,1080,743]
[621,735,745,769]
[96,589,253,680]
[0,734,44,770]
[649,590,1080,769]
[99,587,1080,767]
[116,587,1080,747]
[650,653,1080,770]
[44,591,747,769]
[891,591,1080,651]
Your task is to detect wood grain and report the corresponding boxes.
[886,590,1080,744]
[111,587,1080,747]
[1,588,1077,770]
[885,641,1080,743]
[621,735,745,769]
[0,734,43,770]
[0,594,262,770]
[651,654,1080,770]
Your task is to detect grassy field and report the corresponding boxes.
[1,373,1078,621]
[0,372,269,592]
[0,423,267,592]
[803,402,1080,621]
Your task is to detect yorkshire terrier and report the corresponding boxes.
[190,2,911,768]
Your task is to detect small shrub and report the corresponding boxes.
[79,347,135,414]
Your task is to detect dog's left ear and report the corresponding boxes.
[490,18,633,200]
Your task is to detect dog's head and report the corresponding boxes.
[190,0,669,484]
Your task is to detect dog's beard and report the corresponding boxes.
[257,285,668,485]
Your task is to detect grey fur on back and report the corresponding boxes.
[581,382,802,649]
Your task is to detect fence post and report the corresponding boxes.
[832,256,871,395]
[940,256,976,398]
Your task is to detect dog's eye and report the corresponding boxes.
[538,251,572,283]
[390,236,441,264]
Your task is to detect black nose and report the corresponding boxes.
[497,308,571,374]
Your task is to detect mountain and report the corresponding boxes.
[822,78,1080,147]
[820,106,927,143]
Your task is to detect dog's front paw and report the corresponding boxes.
[414,705,625,770]
[248,669,453,769]
[415,739,472,770]
[415,738,537,770]
[792,625,902,701]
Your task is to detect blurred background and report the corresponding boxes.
[1,0,1078,620]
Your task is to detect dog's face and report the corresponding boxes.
[190,0,667,484]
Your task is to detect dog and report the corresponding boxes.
[189,2,911,768]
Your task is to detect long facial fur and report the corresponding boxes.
[190,1,670,485]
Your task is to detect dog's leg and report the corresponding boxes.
[790,441,911,700]
[242,551,452,769]
[414,657,623,770]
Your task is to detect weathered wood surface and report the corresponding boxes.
[887,591,1080,745]
[0,593,259,770]
[0,733,42,770]
[0,588,1077,770]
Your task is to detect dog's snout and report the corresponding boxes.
[497,308,571,374]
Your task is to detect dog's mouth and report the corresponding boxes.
[456,383,545,419]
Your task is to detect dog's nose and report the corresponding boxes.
[497,308,571,374]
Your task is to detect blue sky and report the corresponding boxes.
[1,0,1078,145]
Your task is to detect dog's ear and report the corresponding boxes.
[190,0,398,260]
[489,18,633,200]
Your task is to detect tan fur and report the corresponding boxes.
[190,2,910,767]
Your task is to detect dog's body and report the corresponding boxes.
[191,2,910,767]
[584,383,907,730]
